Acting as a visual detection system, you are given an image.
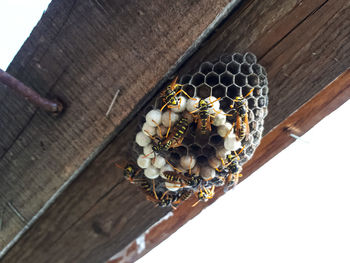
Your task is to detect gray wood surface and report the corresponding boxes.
[0,0,233,250]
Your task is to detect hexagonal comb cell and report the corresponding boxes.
[220,72,234,86]
[213,62,226,74]
[133,52,269,208]
[212,85,226,98]
[227,61,240,74]
[220,54,232,63]
[197,83,211,98]
[191,73,205,86]
[205,72,219,86]
[200,62,213,75]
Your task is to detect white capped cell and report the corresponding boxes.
[137,154,151,169]
[153,155,166,169]
[144,166,160,179]
[135,132,151,147]
[216,147,230,160]
[224,134,242,151]
[180,155,196,170]
[165,181,181,192]
[191,165,200,176]
[145,109,162,127]
[208,156,221,170]
[200,166,216,180]
[142,122,156,136]
[205,96,220,115]
[171,96,187,113]
[217,122,234,138]
[161,110,179,127]
[212,110,227,126]
[186,97,200,112]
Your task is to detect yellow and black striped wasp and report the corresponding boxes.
[192,185,215,207]
[229,88,254,141]
[160,76,195,112]
[190,98,223,135]
[139,179,177,208]
[144,115,190,157]
[217,147,244,187]
[162,158,202,189]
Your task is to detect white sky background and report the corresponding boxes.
[138,101,350,263]
[1,2,349,263]
[0,0,52,70]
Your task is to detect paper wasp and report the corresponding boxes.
[218,147,244,187]
[192,185,215,207]
[163,157,202,189]
[160,76,195,112]
[145,115,190,157]
[229,88,254,141]
[190,98,225,135]
[139,179,177,208]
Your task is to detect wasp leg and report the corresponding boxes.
[160,101,170,112]
[165,159,183,173]
[153,180,158,200]
[151,120,163,139]
[224,123,235,138]
[174,89,196,101]
[165,110,172,138]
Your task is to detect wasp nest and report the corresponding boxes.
[129,52,268,208]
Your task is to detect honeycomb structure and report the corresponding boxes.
[132,52,268,207]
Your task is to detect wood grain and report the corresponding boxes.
[0,0,233,249]
[2,0,350,262]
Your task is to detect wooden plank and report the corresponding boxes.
[108,69,350,263]
[2,0,350,262]
[0,0,235,249]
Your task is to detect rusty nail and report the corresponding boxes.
[0,68,64,115]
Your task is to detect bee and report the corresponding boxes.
[115,163,141,183]
[190,98,223,134]
[160,76,195,112]
[229,88,254,141]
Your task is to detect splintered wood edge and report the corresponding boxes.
[107,70,350,263]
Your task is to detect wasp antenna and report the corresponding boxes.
[208,97,221,105]
[244,88,255,98]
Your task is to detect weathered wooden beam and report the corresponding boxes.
[107,69,350,263]
[0,0,238,250]
[1,0,350,262]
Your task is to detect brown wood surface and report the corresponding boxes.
[108,69,350,263]
[0,0,234,249]
[2,0,350,262]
